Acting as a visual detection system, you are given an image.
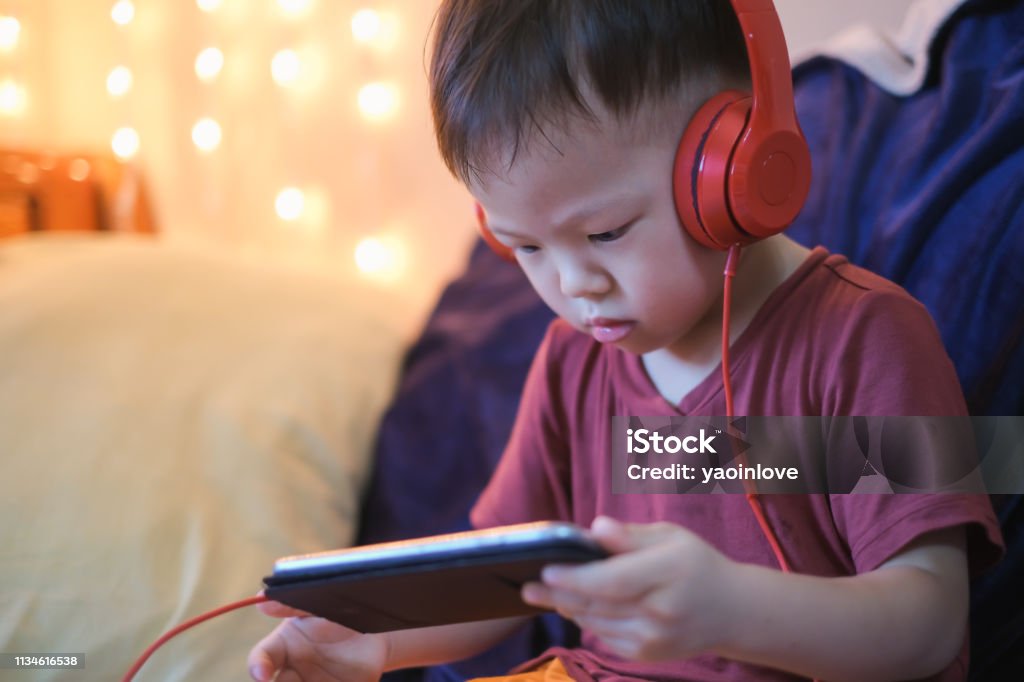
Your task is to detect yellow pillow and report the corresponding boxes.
[0,234,412,681]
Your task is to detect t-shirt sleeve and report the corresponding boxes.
[470,322,574,530]
[824,289,1004,575]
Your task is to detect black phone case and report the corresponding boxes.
[263,541,606,632]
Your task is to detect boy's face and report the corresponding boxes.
[470,99,728,359]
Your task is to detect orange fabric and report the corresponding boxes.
[470,657,574,682]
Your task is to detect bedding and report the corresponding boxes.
[360,0,1024,679]
[0,233,413,680]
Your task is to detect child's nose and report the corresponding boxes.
[559,263,611,299]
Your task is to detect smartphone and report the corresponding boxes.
[262,521,607,632]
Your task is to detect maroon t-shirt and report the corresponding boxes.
[471,247,1004,681]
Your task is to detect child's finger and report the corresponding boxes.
[540,556,649,600]
[525,581,643,621]
[521,581,554,608]
[590,517,680,553]
[258,599,314,619]
[592,632,643,661]
[573,613,649,640]
[248,624,288,681]
[542,522,697,599]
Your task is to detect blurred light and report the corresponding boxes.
[0,79,27,116]
[111,127,140,159]
[351,9,381,43]
[268,45,328,95]
[195,47,224,82]
[275,187,304,221]
[196,0,223,11]
[278,0,313,17]
[111,1,135,26]
[68,159,91,181]
[271,49,301,87]
[355,236,407,281]
[357,82,399,121]
[17,162,39,184]
[351,9,399,52]
[192,118,222,152]
[106,66,133,97]
[0,16,20,52]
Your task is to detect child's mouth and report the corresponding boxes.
[589,319,635,343]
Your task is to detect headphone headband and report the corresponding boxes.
[732,0,797,134]
[674,0,811,248]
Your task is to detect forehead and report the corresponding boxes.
[469,94,693,208]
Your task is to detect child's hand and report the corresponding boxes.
[248,598,389,681]
[521,516,734,662]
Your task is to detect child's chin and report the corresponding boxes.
[609,335,654,355]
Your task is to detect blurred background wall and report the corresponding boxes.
[0,0,914,311]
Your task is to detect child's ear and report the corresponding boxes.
[475,202,517,263]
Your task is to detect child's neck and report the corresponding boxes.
[642,235,812,406]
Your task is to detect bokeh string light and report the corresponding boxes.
[351,9,381,44]
[110,1,135,26]
[195,47,224,83]
[357,81,399,121]
[0,15,25,118]
[107,66,133,97]
[191,118,222,153]
[0,79,26,117]
[19,2,441,286]
[0,15,20,52]
[278,0,314,19]
[108,2,138,159]
[275,187,305,222]
[271,49,301,87]
[111,127,140,159]
[355,235,407,281]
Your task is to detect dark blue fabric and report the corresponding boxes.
[358,0,1023,678]
[786,0,1024,418]
[358,241,554,543]
[357,241,563,682]
[785,3,1024,676]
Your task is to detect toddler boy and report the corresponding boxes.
[249,1,1002,680]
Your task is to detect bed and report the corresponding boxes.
[0,151,418,680]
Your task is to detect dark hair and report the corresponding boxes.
[429,0,750,184]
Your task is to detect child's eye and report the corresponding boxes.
[516,244,540,255]
[589,223,632,244]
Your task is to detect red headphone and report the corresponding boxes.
[475,0,811,259]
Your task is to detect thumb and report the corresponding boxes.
[248,651,274,682]
[590,516,680,554]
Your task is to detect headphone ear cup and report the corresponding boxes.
[475,202,517,263]
[673,91,753,250]
[728,122,812,240]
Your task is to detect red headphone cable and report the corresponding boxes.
[121,594,269,682]
[721,244,791,574]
